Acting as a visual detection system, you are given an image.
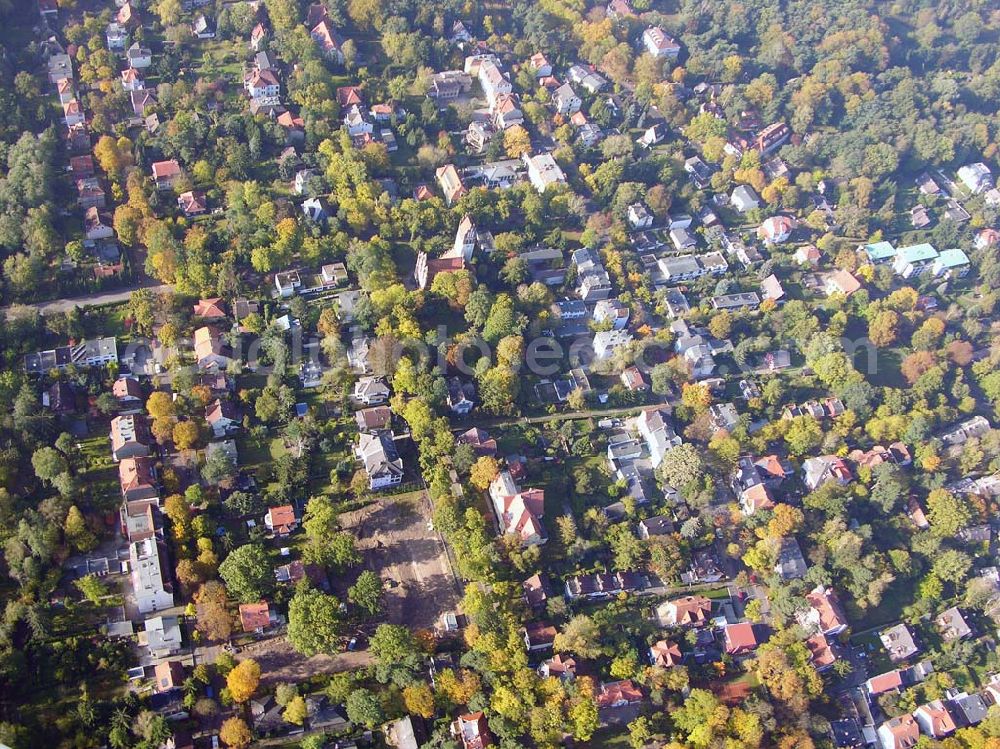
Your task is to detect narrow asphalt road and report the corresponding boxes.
[3,283,172,317]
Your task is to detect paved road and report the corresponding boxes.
[3,283,171,317]
[452,403,664,432]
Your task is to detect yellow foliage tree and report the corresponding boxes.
[226,659,261,703]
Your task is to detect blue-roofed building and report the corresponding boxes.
[932,248,971,279]
[862,241,896,264]
[893,243,939,278]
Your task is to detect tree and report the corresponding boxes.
[32,446,68,484]
[283,695,308,726]
[656,444,705,490]
[195,581,232,641]
[226,659,261,703]
[402,683,435,719]
[553,615,603,658]
[287,589,342,656]
[219,717,251,749]
[302,496,360,568]
[868,310,900,347]
[348,571,383,617]
[708,311,732,340]
[75,574,111,605]
[369,623,423,685]
[64,505,97,551]
[680,383,712,413]
[628,716,653,749]
[470,456,499,490]
[218,545,273,603]
[926,488,972,538]
[478,365,519,415]
[345,689,383,729]
[503,125,532,158]
[172,420,202,450]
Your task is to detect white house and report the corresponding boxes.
[106,22,127,51]
[130,538,174,614]
[523,153,566,193]
[343,104,374,137]
[627,203,653,229]
[958,162,993,194]
[593,329,633,360]
[356,432,404,490]
[552,83,581,115]
[731,185,761,213]
[642,26,681,59]
[126,42,152,68]
[478,59,512,108]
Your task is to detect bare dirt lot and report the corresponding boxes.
[340,491,461,629]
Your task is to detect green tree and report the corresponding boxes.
[369,623,424,686]
[348,570,383,617]
[218,545,274,603]
[553,615,604,658]
[345,689,383,729]
[302,496,361,568]
[287,589,342,656]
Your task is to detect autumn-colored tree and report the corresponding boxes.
[435,668,481,707]
[766,504,804,539]
[226,659,261,703]
[163,494,192,542]
[219,717,251,749]
[868,310,900,347]
[173,420,202,450]
[680,382,712,413]
[283,695,308,725]
[503,125,532,159]
[147,391,176,421]
[901,351,937,385]
[470,456,499,490]
[708,311,732,340]
[195,581,232,641]
[402,683,435,718]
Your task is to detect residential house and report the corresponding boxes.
[760,274,785,302]
[239,602,274,633]
[524,622,557,651]
[126,42,152,68]
[456,427,497,457]
[656,595,712,627]
[113,377,143,410]
[774,537,808,579]
[343,104,373,137]
[106,22,127,50]
[797,585,848,636]
[144,615,182,659]
[642,26,681,58]
[914,701,957,739]
[802,455,852,491]
[523,152,566,193]
[119,456,158,502]
[825,269,861,296]
[805,633,839,672]
[83,206,112,241]
[245,67,280,99]
[55,78,75,106]
[177,190,207,217]
[538,654,576,680]
[447,378,475,415]
[490,471,547,546]
[355,432,404,490]
[795,244,821,265]
[593,329,633,360]
[958,162,993,194]
[594,298,630,330]
[192,14,215,38]
[523,573,549,610]
[131,538,174,614]
[877,715,919,749]
[436,164,467,205]
[310,21,344,62]
[866,670,903,697]
[110,414,153,461]
[552,83,581,115]
[628,202,653,229]
[76,178,106,209]
[121,67,143,91]
[638,515,674,539]
[250,22,268,50]
[940,416,991,446]
[754,122,790,153]
[620,367,647,391]
[152,160,181,191]
[731,185,761,213]
[451,712,492,749]
[193,327,233,371]
[649,640,682,668]
[936,607,972,642]
[25,336,118,374]
[206,399,240,438]
[354,376,390,405]
[122,499,156,542]
[479,59,512,107]
[355,406,392,433]
[529,52,552,77]
[596,680,643,709]
[880,623,920,663]
[757,215,795,244]
[723,622,759,656]
[154,661,184,693]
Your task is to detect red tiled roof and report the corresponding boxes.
[239,602,271,632]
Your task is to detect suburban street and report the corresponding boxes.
[2,282,171,317]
